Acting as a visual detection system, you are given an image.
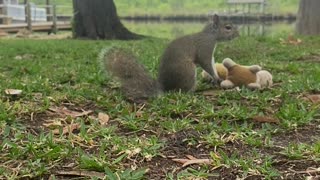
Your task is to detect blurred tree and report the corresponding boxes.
[72,0,143,39]
[296,0,320,35]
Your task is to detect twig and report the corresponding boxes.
[56,170,105,179]
[288,167,320,175]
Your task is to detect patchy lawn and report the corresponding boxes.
[0,34,320,179]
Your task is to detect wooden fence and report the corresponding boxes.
[0,3,72,33]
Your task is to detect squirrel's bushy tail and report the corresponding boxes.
[100,46,161,103]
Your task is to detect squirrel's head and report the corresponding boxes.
[203,14,239,41]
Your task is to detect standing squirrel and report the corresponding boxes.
[102,15,239,103]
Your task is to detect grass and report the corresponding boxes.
[0,30,320,179]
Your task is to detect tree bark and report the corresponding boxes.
[296,0,320,35]
[72,0,143,40]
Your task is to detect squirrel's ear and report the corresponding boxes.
[210,14,220,26]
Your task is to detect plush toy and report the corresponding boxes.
[220,58,273,90]
[201,63,228,81]
[255,70,273,89]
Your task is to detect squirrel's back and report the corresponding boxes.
[102,47,160,102]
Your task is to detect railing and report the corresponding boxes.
[0,3,72,32]
[226,0,267,14]
[227,0,266,4]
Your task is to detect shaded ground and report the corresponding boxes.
[1,36,320,179]
[6,88,319,179]
[23,105,320,179]
[297,53,320,63]
[139,127,320,179]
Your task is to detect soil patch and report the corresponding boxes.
[274,159,320,179]
[140,129,251,179]
[272,124,320,147]
[296,53,320,63]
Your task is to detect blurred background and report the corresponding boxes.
[1,0,301,38]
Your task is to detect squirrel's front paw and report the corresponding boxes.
[211,77,222,86]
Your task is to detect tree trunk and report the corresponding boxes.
[72,0,143,40]
[296,0,320,35]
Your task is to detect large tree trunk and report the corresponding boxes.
[72,0,143,40]
[296,0,320,35]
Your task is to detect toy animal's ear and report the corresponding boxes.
[222,58,236,69]
[248,65,262,73]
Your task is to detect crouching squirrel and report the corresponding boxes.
[102,15,239,103]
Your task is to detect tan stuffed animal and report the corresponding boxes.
[201,58,252,82]
[220,58,273,89]
[201,63,228,81]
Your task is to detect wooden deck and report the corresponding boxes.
[0,21,71,33]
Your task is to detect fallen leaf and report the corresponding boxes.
[172,158,188,164]
[49,106,93,118]
[62,163,76,168]
[145,154,153,161]
[185,155,197,160]
[251,116,279,124]
[201,89,223,96]
[280,35,302,46]
[172,158,212,167]
[98,112,109,125]
[125,148,142,158]
[135,111,143,118]
[304,94,320,104]
[43,120,63,128]
[52,123,80,135]
[5,89,22,95]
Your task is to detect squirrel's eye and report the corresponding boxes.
[225,25,232,30]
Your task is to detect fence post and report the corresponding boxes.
[24,0,28,23]
[260,0,266,14]
[26,2,32,31]
[52,4,57,33]
[46,0,52,21]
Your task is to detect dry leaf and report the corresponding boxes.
[5,89,22,95]
[280,35,302,45]
[185,155,197,160]
[43,120,63,128]
[252,116,279,124]
[135,111,143,118]
[172,158,189,164]
[304,94,320,104]
[52,123,80,135]
[201,89,223,96]
[98,112,109,125]
[125,148,142,158]
[49,106,93,118]
[172,158,212,167]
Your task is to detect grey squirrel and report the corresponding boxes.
[102,15,239,103]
